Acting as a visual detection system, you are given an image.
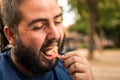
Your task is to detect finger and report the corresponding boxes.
[63,55,89,69]
[62,51,82,58]
[68,62,85,75]
[72,73,92,80]
[63,56,82,69]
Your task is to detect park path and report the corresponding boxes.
[89,50,120,80]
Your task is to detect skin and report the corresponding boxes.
[3,0,94,80]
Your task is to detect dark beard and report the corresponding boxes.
[13,41,54,75]
[12,35,65,76]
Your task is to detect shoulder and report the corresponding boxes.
[0,50,9,79]
[0,50,18,80]
[0,51,5,62]
[0,50,10,66]
[0,50,9,60]
[0,49,9,55]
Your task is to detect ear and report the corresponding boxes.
[4,26,16,45]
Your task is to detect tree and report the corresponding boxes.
[68,0,120,59]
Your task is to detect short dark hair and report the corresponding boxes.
[0,0,23,51]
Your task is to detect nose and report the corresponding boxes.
[47,23,59,40]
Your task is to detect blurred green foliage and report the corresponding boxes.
[68,0,120,47]
[104,25,120,47]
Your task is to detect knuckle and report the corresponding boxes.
[72,73,79,80]
[71,56,77,61]
[73,63,78,69]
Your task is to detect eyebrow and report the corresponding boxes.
[54,13,62,18]
[28,13,62,26]
[28,18,47,26]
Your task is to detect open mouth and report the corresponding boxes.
[41,45,67,61]
[46,46,58,56]
[41,44,58,60]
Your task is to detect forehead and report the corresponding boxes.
[20,0,61,19]
[21,0,58,8]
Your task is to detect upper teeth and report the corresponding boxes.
[45,46,58,56]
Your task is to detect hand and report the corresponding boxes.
[61,51,94,80]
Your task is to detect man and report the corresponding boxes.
[0,0,93,80]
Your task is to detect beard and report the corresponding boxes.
[12,35,65,75]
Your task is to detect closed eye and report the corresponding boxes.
[32,26,43,30]
[54,17,62,25]
[55,21,62,25]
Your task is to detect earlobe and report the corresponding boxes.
[4,26,16,45]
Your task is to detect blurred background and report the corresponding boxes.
[58,0,120,80]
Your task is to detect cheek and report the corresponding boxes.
[19,32,46,49]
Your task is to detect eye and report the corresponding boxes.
[54,17,62,25]
[32,26,43,30]
[55,21,62,25]
[30,22,46,31]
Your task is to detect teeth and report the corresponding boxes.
[46,50,53,56]
[45,46,58,56]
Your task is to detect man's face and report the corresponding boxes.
[13,0,64,75]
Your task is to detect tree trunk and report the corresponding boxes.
[85,0,99,59]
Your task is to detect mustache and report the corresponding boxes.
[42,39,59,48]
